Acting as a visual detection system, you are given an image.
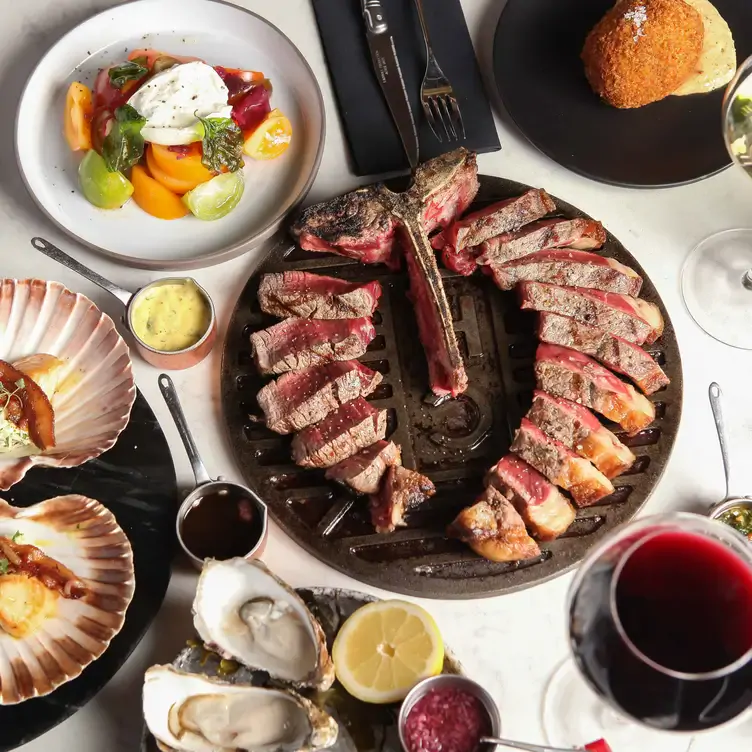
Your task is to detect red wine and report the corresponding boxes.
[570,529,752,732]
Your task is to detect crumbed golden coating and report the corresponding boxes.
[582,0,705,108]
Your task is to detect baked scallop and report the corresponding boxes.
[582,0,705,108]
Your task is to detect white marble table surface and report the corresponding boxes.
[2,0,751,750]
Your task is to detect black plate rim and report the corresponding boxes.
[220,174,684,599]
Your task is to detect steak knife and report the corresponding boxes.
[361,0,419,169]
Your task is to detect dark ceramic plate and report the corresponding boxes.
[493,0,752,187]
[0,390,177,752]
[221,174,683,599]
[141,587,461,752]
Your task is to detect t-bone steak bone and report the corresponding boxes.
[485,454,576,541]
[258,271,382,320]
[538,313,669,395]
[291,185,400,268]
[291,398,387,468]
[519,282,664,345]
[535,344,656,435]
[476,218,607,266]
[257,360,382,434]
[325,440,402,495]
[435,189,557,276]
[486,249,643,296]
[511,418,614,506]
[250,317,375,375]
[448,485,541,562]
[369,465,436,533]
[527,390,635,479]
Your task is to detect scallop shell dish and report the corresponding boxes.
[0,494,135,704]
[0,278,136,490]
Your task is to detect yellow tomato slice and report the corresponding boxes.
[243,109,292,160]
[131,165,189,220]
[150,143,215,185]
[145,147,201,195]
[64,82,93,152]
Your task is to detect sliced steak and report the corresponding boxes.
[417,149,479,234]
[436,190,556,275]
[251,317,375,375]
[258,272,382,320]
[486,250,642,296]
[535,344,655,435]
[448,486,541,562]
[257,361,382,434]
[291,185,399,268]
[405,240,469,397]
[369,465,436,533]
[291,398,387,468]
[485,455,575,541]
[325,440,402,494]
[527,391,635,479]
[476,218,607,266]
[518,282,664,345]
[538,312,669,395]
[511,418,614,506]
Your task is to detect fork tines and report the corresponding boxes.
[423,93,465,143]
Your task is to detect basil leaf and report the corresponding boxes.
[197,115,244,173]
[11,531,22,543]
[108,61,148,89]
[0,558,8,575]
[102,105,147,173]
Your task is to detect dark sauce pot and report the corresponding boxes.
[158,374,268,568]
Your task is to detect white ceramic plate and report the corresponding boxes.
[15,0,325,270]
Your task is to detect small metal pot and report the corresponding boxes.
[31,237,215,370]
[398,674,501,752]
[158,373,268,568]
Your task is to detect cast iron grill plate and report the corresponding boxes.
[221,176,682,598]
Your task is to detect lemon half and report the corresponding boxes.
[332,600,444,704]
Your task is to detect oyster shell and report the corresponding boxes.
[143,665,338,752]
[192,559,335,690]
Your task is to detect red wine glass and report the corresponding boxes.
[542,513,752,751]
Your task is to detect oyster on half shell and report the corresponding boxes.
[192,559,335,690]
[143,665,338,752]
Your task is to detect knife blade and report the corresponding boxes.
[361,0,419,170]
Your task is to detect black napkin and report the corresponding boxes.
[312,0,501,176]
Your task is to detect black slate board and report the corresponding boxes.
[312,0,500,176]
[493,0,752,187]
[0,389,178,752]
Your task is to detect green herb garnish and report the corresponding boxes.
[11,531,22,543]
[108,61,148,89]
[0,559,8,575]
[197,114,244,174]
[102,104,147,173]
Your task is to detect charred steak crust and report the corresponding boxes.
[258,271,382,320]
[325,440,402,495]
[369,465,436,534]
[257,361,382,435]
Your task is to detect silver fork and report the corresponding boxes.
[413,0,465,142]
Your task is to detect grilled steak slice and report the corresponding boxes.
[251,317,375,375]
[257,361,382,434]
[535,344,655,435]
[486,250,642,296]
[538,313,669,395]
[511,418,614,506]
[415,148,479,234]
[519,282,664,345]
[291,186,399,268]
[485,455,575,541]
[436,190,556,275]
[369,465,435,533]
[291,398,387,468]
[448,486,541,562]
[326,440,402,494]
[527,391,635,479]
[476,218,607,266]
[258,272,382,320]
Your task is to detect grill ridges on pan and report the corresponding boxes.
[221,177,682,598]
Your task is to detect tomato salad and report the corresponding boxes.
[64,50,292,221]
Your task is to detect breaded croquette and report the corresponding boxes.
[582,0,704,108]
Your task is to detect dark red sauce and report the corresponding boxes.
[404,687,491,752]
